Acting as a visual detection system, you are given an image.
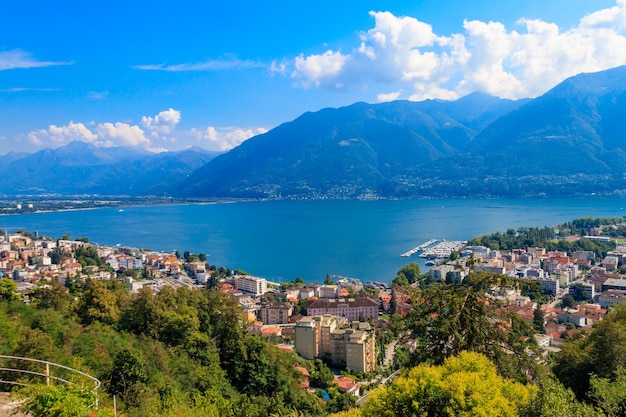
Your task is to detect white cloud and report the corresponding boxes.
[580,0,626,29]
[293,50,349,89]
[195,126,268,151]
[142,108,182,137]
[95,122,151,148]
[376,91,402,102]
[28,122,98,147]
[26,109,183,152]
[289,1,626,100]
[0,49,71,71]
[133,57,261,72]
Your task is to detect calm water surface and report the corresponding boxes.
[2,199,625,283]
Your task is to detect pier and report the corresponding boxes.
[419,240,466,259]
[401,239,438,257]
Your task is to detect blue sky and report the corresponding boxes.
[1,0,624,154]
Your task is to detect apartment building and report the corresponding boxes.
[295,315,376,374]
[234,275,267,296]
[307,297,379,320]
[258,302,293,325]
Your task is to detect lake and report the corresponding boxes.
[1,199,625,283]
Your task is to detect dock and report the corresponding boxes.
[419,240,466,259]
[401,239,438,257]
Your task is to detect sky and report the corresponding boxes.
[1,0,625,154]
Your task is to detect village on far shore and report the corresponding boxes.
[2,220,626,395]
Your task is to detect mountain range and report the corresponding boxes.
[0,142,220,196]
[3,66,626,198]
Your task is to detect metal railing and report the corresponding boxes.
[0,355,100,409]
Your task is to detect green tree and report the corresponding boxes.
[590,368,626,417]
[105,348,148,403]
[0,277,17,301]
[524,375,603,417]
[553,303,626,400]
[309,359,334,389]
[75,280,120,325]
[363,351,536,417]
[35,278,71,312]
[533,308,545,333]
[394,263,421,286]
[407,272,538,382]
[562,295,576,308]
[15,383,106,417]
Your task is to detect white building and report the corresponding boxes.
[234,275,267,296]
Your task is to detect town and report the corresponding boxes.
[2,221,626,378]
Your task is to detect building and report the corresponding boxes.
[602,278,626,292]
[258,302,293,325]
[598,289,626,309]
[234,275,267,296]
[294,317,320,360]
[295,315,376,374]
[307,297,379,321]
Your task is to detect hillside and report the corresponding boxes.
[181,66,626,199]
[180,94,526,198]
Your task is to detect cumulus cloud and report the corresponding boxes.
[195,126,268,151]
[289,1,626,100]
[26,109,182,152]
[377,91,402,102]
[141,108,182,138]
[0,49,71,71]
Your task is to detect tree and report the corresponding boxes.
[75,280,120,325]
[561,295,575,308]
[295,276,305,284]
[523,375,603,417]
[406,272,538,382]
[35,278,71,312]
[554,303,626,400]
[309,359,334,389]
[105,348,148,403]
[533,308,545,333]
[324,274,334,285]
[15,383,104,417]
[198,253,207,262]
[362,351,536,417]
[590,368,626,417]
[389,290,398,315]
[0,277,17,301]
[395,263,421,285]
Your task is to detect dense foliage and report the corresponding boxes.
[1,285,328,416]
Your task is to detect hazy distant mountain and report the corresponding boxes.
[181,94,526,198]
[0,142,220,196]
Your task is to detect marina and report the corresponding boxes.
[419,240,467,259]
[400,239,438,257]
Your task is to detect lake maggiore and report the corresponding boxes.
[2,198,625,284]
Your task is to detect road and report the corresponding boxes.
[356,369,401,406]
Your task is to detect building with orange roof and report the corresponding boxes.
[333,376,360,396]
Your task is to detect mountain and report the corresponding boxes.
[181,95,526,198]
[181,66,626,199]
[469,65,626,176]
[0,142,220,196]
[4,66,626,199]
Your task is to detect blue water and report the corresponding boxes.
[1,199,625,283]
